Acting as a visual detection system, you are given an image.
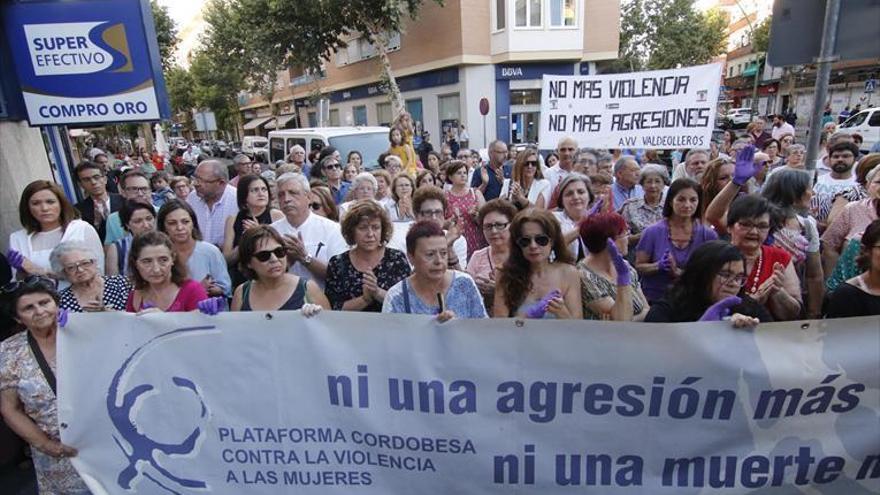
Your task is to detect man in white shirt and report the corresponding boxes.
[770,114,795,141]
[271,173,346,287]
[545,136,578,190]
[812,141,859,225]
[187,160,239,247]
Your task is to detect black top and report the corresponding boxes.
[324,248,412,312]
[824,282,880,318]
[233,209,273,247]
[240,278,307,311]
[645,294,773,323]
[59,275,132,312]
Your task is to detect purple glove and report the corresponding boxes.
[587,196,604,216]
[6,249,24,271]
[525,289,562,319]
[141,301,156,310]
[699,296,742,321]
[607,239,631,286]
[57,308,69,328]
[732,145,764,186]
[197,297,226,316]
[657,250,673,273]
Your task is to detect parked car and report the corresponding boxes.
[267,127,389,170]
[723,108,754,129]
[242,136,270,162]
[838,107,880,153]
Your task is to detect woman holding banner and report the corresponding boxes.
[125,231,212,313]
[644,240,769,325]
[0,276,91,494]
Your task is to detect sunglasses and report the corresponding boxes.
[1,275,57,294]
[524,160,539,168]
[253,247,287,262]
[516,235,551,248]
[309,202,323,211]
[324,163,342,170]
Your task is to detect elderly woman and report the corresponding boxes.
[767,143,806,180]
[822,164,880,292]
[372,169,394,208]
[444,160,486,259]
[635,178,718,304]
[500,148,551,209]
[8,181,103,285]
[0,277,91,493]
[620,164,668,249]
[51,241,131,312]
[105,200,156,276]
[325,202,411,312]
[382,220,486,320]
[157,199,231,298]
[824,219,880,317]
[126,231,209,312]
[339,172,380,217]
[308,185,340,222]
[728,195,803,321]
[231,226,328,313]
[553,173,595,261]
[222,174,283,265]
[386,173,416,222]
[382,155,404,178]
[645,240,770,325]
[169,176,192,201]
[466,199,517,316]
[578,212,649,321]
[495,209,582,319]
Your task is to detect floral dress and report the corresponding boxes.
[324,248,412,312]
[0,332,91,494]
[445,188,485,259]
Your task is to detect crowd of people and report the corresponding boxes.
[2,112,879,492]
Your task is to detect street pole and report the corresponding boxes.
[805,0,841,172]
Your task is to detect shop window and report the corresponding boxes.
[550,0,576,27]
[438,94,461,139]
[515,0,542,27]
[353,105,368,126]
[510,89,541,105]
[377,102,392,127]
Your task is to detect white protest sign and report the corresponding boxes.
[538,63,723,150]
[58,312,880,493]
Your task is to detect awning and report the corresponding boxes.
[243,116,274,130]
[742,63,759,78]
[264,114,297,130]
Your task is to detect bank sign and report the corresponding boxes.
[2,0,169,125]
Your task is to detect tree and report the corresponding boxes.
[751,16,772,54]
[605,0,728,73]
[150,0,178,72]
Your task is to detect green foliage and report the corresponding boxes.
[752,16,771,54]
[165,66,194,115]
[149,0,178,72]
[609,0,728,72]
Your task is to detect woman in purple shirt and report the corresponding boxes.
[635,178,718,303]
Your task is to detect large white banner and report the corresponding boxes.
[58,312,879,494]
[538,63,723,150]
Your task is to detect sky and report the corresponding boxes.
[156,0,208,67]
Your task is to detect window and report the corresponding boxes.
[515,0,542,27]
[438,94,461,138]
[307,111,317,128]
[376,102,392,127]
[270,137,286,162]
[510,89,541,105]
[353,105,368,126]
[550,0,576,27]
[869,111,880,127]
[336,33,401,67]
[329,109,340,126]
[728,66,733,77]
[495,0,505,30]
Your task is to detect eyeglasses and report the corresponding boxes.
[1,275,57,294]
[253,247,287,262]
[125,186,151,194]
[516,235,551,248]
[418,209,445,219]
[324,163,342,170]
[736,220,771,232]
[309,202,323,211]
[63,259,96,273]
[483,222,510,232]
[524,161,539,168]
[716,270,746,286]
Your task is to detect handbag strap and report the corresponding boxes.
[402,278,412,314]
[27,331,56,396]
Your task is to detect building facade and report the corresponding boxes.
[237,0,620,148]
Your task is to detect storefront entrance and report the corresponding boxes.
[511,112,539,144]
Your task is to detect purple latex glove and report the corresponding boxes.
[6,249,24,271]
[57,308,69,328]
[699,296,742,321]
[607,239,631,286]
[657,250,673,273]
[197,296,225,316]
[141,301,156,310]
[525,289,562,318]
[587,196,604,216]
[732,145,764,186]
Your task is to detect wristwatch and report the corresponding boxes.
[302,255,313,266]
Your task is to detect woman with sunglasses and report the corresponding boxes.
[307,185,340,222]
[0,277,92,493]
[500,149,550,210]
[325,202,410,312]
[222,175,283,285]
[104,200,156,276]
[52,241,131,312]
[8,180,103,285]
[231,226,328,314]
[467,199,517,316]
[495,209,582,319]
[126,231,211,312]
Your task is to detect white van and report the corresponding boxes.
[267,126,389,170]
[838,107,880,153]
[241,136,269,160]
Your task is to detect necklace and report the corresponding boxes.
[666,220,693,250]
[746,251,763,295]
